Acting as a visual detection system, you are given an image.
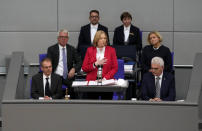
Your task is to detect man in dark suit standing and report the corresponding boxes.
[113,12,142,51]
[141,57,175,101]
[47,29,82,99]
[31,58,63,99]
[77,10,109,59]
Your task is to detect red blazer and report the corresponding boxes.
[82,46,118,81]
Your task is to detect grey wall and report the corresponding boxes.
[0,0,202,65]
[174,67,192,100]
[0,76,6,117]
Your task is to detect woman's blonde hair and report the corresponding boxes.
[147,31,162,45]
[93,30,108,47]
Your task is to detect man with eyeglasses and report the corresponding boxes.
[47,29,82,99]
[77,10,109,60]
[141,57,175,101]
[31,58,63,99]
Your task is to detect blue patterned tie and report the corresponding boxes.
[62,48,68,79]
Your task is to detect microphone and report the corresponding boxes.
[97,65,103,85]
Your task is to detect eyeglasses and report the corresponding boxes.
[42,66,52,69]
[58,36,68,39]
[150,68,159,71]
[90,16,99,18]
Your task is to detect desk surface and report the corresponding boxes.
[73,85,128,92]
[72,80,128,92]
[77,65,135,75]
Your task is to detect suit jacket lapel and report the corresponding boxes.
[151,74,156,95]
[98,24,102,31]
[39,73,44,95]
[103,46,108,70]
[55,44,60,67]
[161,73,166,95]
[66,45,70,71]
[104,46,108,57]
[50,74,55,93]
[87,24,91,44]
[128,25,134,42]
[93,47,97,62]
[120,25,125,42]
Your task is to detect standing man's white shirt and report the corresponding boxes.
[91,24,98,43]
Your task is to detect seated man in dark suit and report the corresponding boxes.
[113,12,142,52]
[47,29,82,99]
[141,57,175,101]
[77,10,109,53]
[31,58,63,99]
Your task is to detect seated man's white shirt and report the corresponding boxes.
[39,74,52,99]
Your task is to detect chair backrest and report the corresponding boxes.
[140,30,143,37]
[114,59,124,79]
[113,45,136,62]
[39,53,47,72]
[30,78,32,98]
[39,53,47,64]
[113,59,124,100]
[171,52,174,69]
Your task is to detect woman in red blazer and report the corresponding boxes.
[82,30,118,81]
[82,30,118,99]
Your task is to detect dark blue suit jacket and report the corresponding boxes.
[141,72,176,101]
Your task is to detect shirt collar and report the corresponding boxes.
[91,24,98,29]
[153,45,161,50]
[124,25,131,31]
[43,73,51,79]
[155,72,163,79]
[96,46,105,53]
[58,44,66,50]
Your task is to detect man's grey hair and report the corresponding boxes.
[58,29,69,37]
[151,57,164,67]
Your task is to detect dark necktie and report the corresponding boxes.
[62,48,68,79]
[45,77,51,97]
[155,76,160,98]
